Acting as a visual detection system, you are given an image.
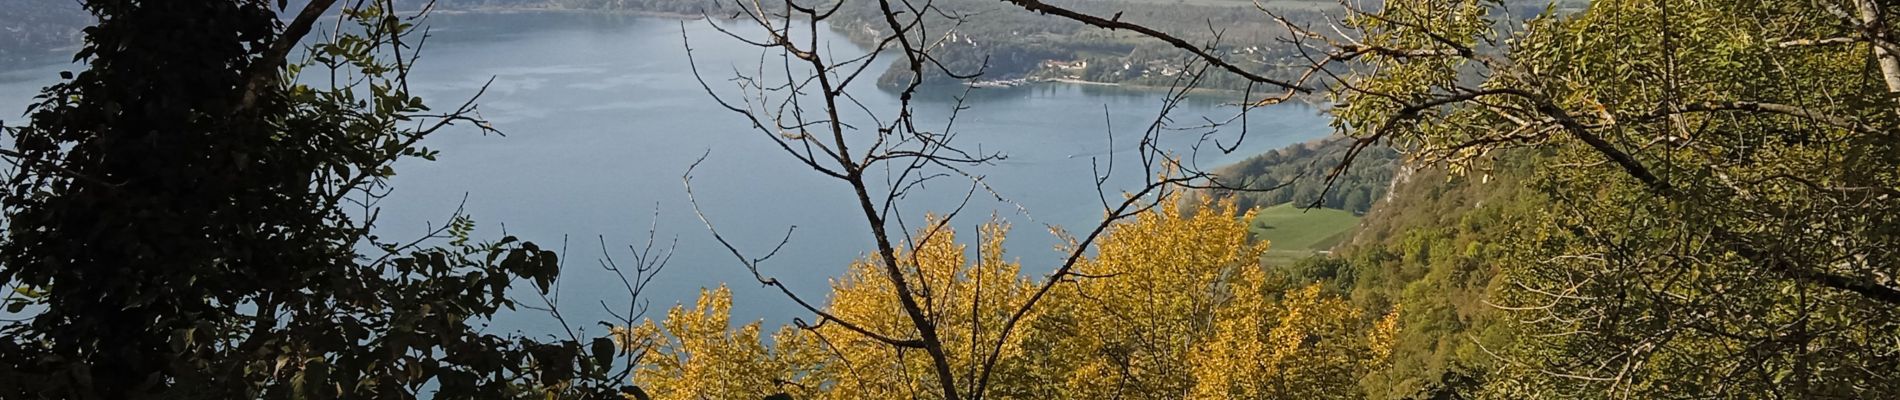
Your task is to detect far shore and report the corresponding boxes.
[415,6,1333,107]
[419,5,717,20]
[1023,78,1332,107]
[1045,77,1119,86]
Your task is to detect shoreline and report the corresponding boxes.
[416,7,1332,108]
[420,6,717,21]
[1045,77,1119,86]
[967,77,1330,108]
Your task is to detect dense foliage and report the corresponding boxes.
[620,199,1400,399]
[0,2,629,398]
[1206,136,1402,214]
[1281,153,1543,398]
[1319,0,1900,397]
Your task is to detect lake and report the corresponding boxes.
[0,11,1330,335]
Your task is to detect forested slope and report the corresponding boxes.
[1208,136,1401,215]
[1280,152,1546,398]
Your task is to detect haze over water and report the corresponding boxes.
[0,12,1329,334]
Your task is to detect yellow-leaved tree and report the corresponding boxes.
[787,220,1038,398]
[631,219,1038,399]
[616,286,819,400]
[1016,197,1266,398]
[1188,282,1399,399]
[624,199,1402,399]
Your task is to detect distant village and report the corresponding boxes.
[968,44,1277,89]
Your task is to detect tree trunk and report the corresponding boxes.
[1854,0,1900,95]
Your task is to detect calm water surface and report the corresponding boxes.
[0,12,1330,335]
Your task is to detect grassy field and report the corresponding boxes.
[1247,203,1360,265]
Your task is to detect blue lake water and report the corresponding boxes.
[0,11,1330,336]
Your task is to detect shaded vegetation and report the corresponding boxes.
[0,2,633,398]
[1209,135,1402,214]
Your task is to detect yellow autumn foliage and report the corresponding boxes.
[623,197,1401,399]
[742,217,1037,399]
[615,286,815,400]
[1188,283,1392,399]
[1020,196,1266,398]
